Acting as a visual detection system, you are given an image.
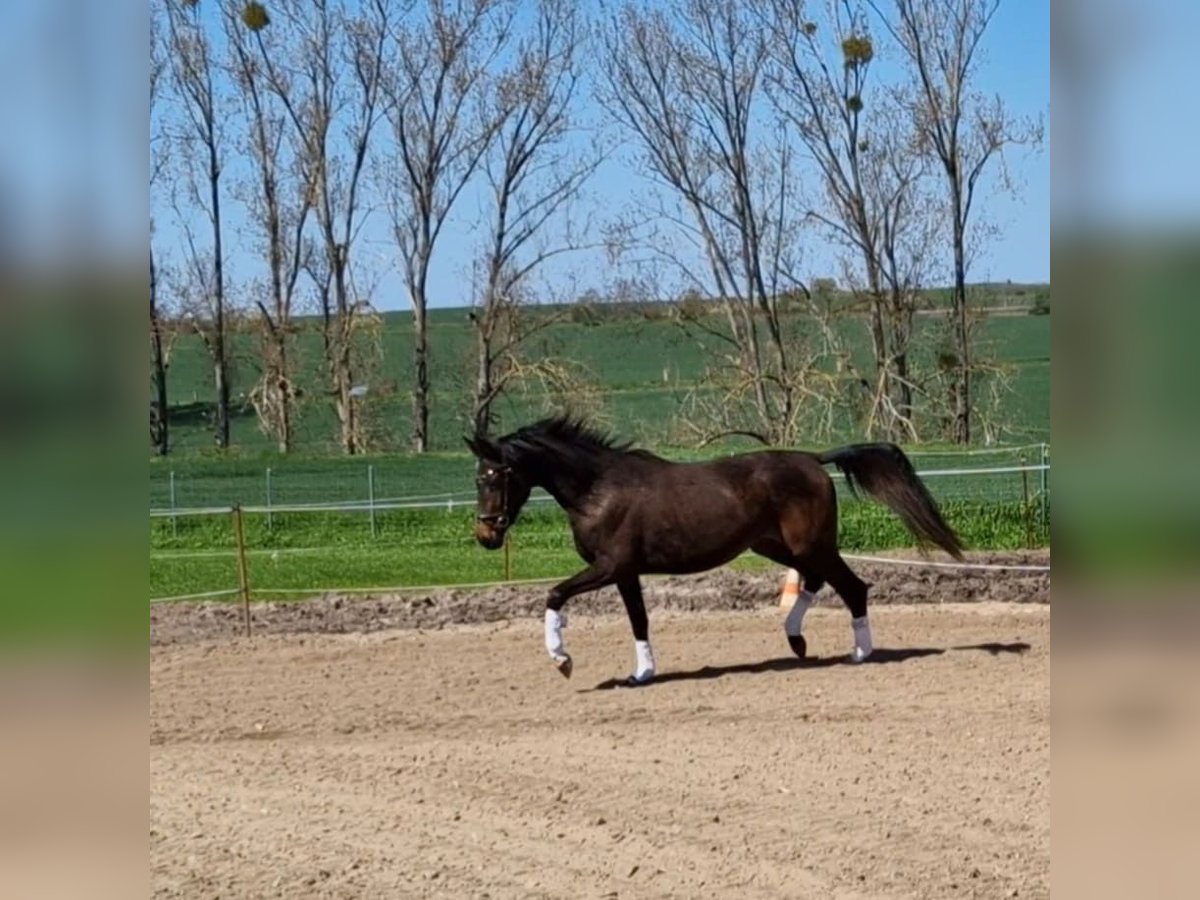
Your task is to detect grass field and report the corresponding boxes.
[150,500,1047,600]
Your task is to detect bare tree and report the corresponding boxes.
[149,252,172,454]
[857,105,944,438]
[470,0,599,436]
[250,0,393,454]
[868,0,1043,443]
[224,1,313,453]
[379,0,514,452]
[162,0,232,449]
[599,0,832,447]
[151,8,170,455]
[760,0,937,441]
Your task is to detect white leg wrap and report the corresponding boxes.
[633,640,656,682]
[851,615,873,663]
[784,590,815,636]
[544,608,568,662]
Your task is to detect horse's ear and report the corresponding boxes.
[465,434,501,461]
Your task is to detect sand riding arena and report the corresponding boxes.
[151,551,1049,898]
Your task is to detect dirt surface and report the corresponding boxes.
[151,556,1049,899]
[149,550,1049,645]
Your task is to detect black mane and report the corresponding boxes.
[505,415,625,452]
[495,415,657,472]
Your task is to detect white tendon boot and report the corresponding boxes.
[783,589,815,658]
[544,609,572,678]
[850,615,873,663]
[630,640,656,685]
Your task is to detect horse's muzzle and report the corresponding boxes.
[475,517,508,550]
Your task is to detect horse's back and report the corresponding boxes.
[634,449,834,516]
[709,449,831,491]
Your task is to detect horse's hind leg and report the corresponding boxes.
[751,540,825,659]
[778,562,826,659]
[787,569,826,658]
[817,551,874,663]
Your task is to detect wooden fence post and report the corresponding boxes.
[1021,460,1033,549]
[233,505,252,638]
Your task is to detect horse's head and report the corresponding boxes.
[465,434,531,550]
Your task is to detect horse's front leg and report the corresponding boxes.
[617,577,655,686]
[544,564,617,679]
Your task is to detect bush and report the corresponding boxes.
[570,303,598,326]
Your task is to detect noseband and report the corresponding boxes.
[476,464,513,529]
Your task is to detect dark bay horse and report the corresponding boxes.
[467,416,963,685]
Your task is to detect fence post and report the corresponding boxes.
[232,505,252,638]
[265,467,273,531]
[169,470,178,539]
[368,464,377,539]
[504,531,512,581]
[1039,443,1049,535]
[1020,456,1033,550]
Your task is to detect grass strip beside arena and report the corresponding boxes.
[150,500,1047,600]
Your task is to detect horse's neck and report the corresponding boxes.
[525,449,603,513]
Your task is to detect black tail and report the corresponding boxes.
[817,443,965,560]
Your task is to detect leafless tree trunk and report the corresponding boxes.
[151,12,169,456]
[224,2,313,454]
[869,0,1043,443]
[380,0,513,452]
[251,0,392,454]
[149,251,171,455]
[471,0,598,436]
[600,0,825,447]
[163,0,231,449]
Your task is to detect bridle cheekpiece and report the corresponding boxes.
[475,462,513,529]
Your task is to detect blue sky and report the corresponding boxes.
[0,0,144,270]
[149,0,1050,314]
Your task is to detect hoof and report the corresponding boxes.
[553,654,573,679]
[787,634,807,659]
[621,673,654,688]
[849,647,871,664]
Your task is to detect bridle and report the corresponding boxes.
[475,463,514,530]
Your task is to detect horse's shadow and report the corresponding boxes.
[585,642,1031,691]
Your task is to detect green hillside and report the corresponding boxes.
[159,286,1050,456]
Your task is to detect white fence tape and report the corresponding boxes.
[150,553,1049,605]
[842,554,1050,573]
[906,443,1047,457]
[149,463,1050,519]
[148,576,565,604]
[899,464,1047,478]
[252,575,567,596]
[149,587,242,604]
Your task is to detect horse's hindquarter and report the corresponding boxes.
[750,451,839,550]
[756,450,834,502]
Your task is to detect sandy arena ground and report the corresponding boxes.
[151,557,1049,899]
